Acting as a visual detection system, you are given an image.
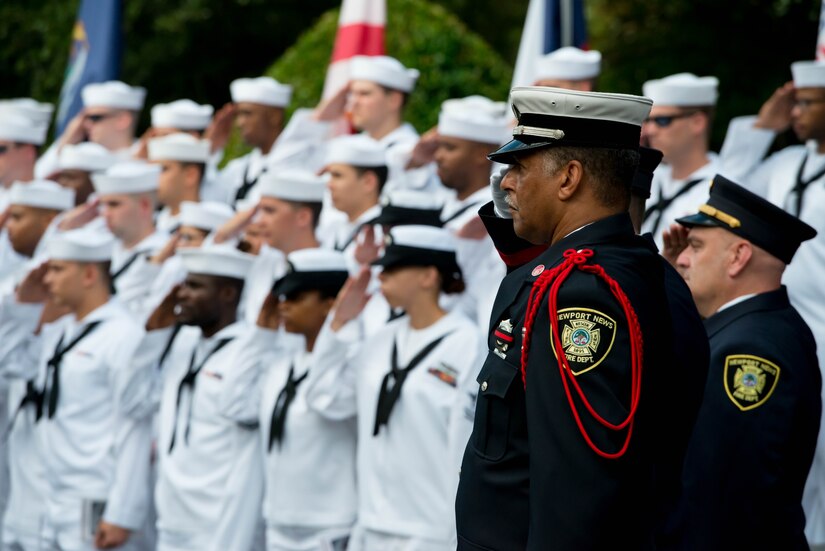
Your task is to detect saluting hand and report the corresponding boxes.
[205,102,237,153]
[58,198,100,231]
[754,81,795,132]
[354,225,381,266]
[94,520,130,549]
[214,204,259,244]
[257,292,281,330]
[57,111,87,148]
[0,208,8,231]
[16,262,49,304]
[146,284,181,331]
[313,84,349,122]
[330,267,372,332]
[661,223,689,270]
[150,233,180,265]
[406,127,439,169]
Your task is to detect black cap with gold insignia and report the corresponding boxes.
[676,174,817,264]
[488,87,653,164]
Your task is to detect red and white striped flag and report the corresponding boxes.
[322,0,386,100]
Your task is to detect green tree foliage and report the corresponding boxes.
[588,0,820,149]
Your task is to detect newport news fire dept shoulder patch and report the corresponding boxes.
[724,354,780,411]
[551,308,617,376]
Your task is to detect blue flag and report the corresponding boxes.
[56,0,122,134]
[511,0,588,88]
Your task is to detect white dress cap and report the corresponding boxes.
[792,61,825,88]
[46,227,114,262]
[151,99,214,130]
[81,81,147,111]
[535,47,602,81]
[0,112,48,145]
[389,224,456,253]
[287,248,349,273]
[57,142,116,173]
[92,161,161,195]
[438,95,511,144]
[230,77,292,108]
[257,169,326,203]
[179,244,255,280]
[642,73,719,107]
[0,98,54,125]
[325,134,387,167]
[9,180,75,211]
[148,133,211,163]
[349,56,420,93]
[179,201,235,231]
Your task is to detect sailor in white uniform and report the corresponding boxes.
[530,46,602,90]
[8,228,152,551]
[256,248,355,551]
[129,245,265,551]
[49,142,116,207]
[92,161,170,320]
[219,77,329,207]
[0,182,75,551]
[147,133,212,233]
[36,81,146,178]
[305,225,483,551]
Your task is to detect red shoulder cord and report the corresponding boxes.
[520,249,644,460]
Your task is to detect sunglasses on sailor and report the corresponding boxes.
[85,112,117,124]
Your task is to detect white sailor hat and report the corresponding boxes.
[151,99,214,130]
[0,112,48,145]
[489,87,652,164]
[179,244,254,281]
[792,61,825,88]
[350,56,419,93]
[0,98,54,125]
[374,189,444,227]
[92,161,161,195]
[273,248,349,297]
[642,73,719,107]
[325,134,387,167]
[148,133,211,163]
[46,227,114,262]
[373,225,461,278]
[230,77,292,107]
[179,201,235,231]
[438,95,510,145]
[535,47,602,81]
[81,81,146,111]
[56,143,116,173]
[9,180,75,211]
[257,169,326,203]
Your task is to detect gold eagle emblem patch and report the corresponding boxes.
[551,308,617,376]
[724,354,780,411]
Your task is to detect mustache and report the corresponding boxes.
[504,194,518,210]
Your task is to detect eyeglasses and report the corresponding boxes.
[85,112,116,124]
[793,98,825,110]
[643,112,698,127]
[0,145,8,155]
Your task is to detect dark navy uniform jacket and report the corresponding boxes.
[456,204,707,550]
[679,287,821,551]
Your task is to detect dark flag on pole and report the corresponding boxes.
[55,0,123,134]
[511,0,588,88]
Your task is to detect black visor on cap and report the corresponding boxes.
[272,270,349,298]
[372,244,462,279]
[372,205,443,228]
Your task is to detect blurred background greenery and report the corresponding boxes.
[0,0,819,153]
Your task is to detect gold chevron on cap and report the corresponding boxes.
[699,204,741,228]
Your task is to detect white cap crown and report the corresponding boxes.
[438,95,510,144]
[535,47,602,81]
[179,201,235,231]
[57,143,116,173]
[46,228,114,262]
[9,180,75,211]
[0,112,48,145]
[350,56,419,93]
[642,73,719,107]
[325,134,387,167]
[179,244,254,280]
[92,161,161,195]
[81,81,146,111]
[151,99,214,130]
[257,169,326,202]
[148,133,211,163]
[0,98,54,125]
[792,61,825,88]
[230,77,292,107]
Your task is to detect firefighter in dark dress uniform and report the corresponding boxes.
[674,174,820,551]
[455,87,707,550]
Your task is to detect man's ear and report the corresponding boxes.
[556,159,584,202]
[727,240,753,278]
